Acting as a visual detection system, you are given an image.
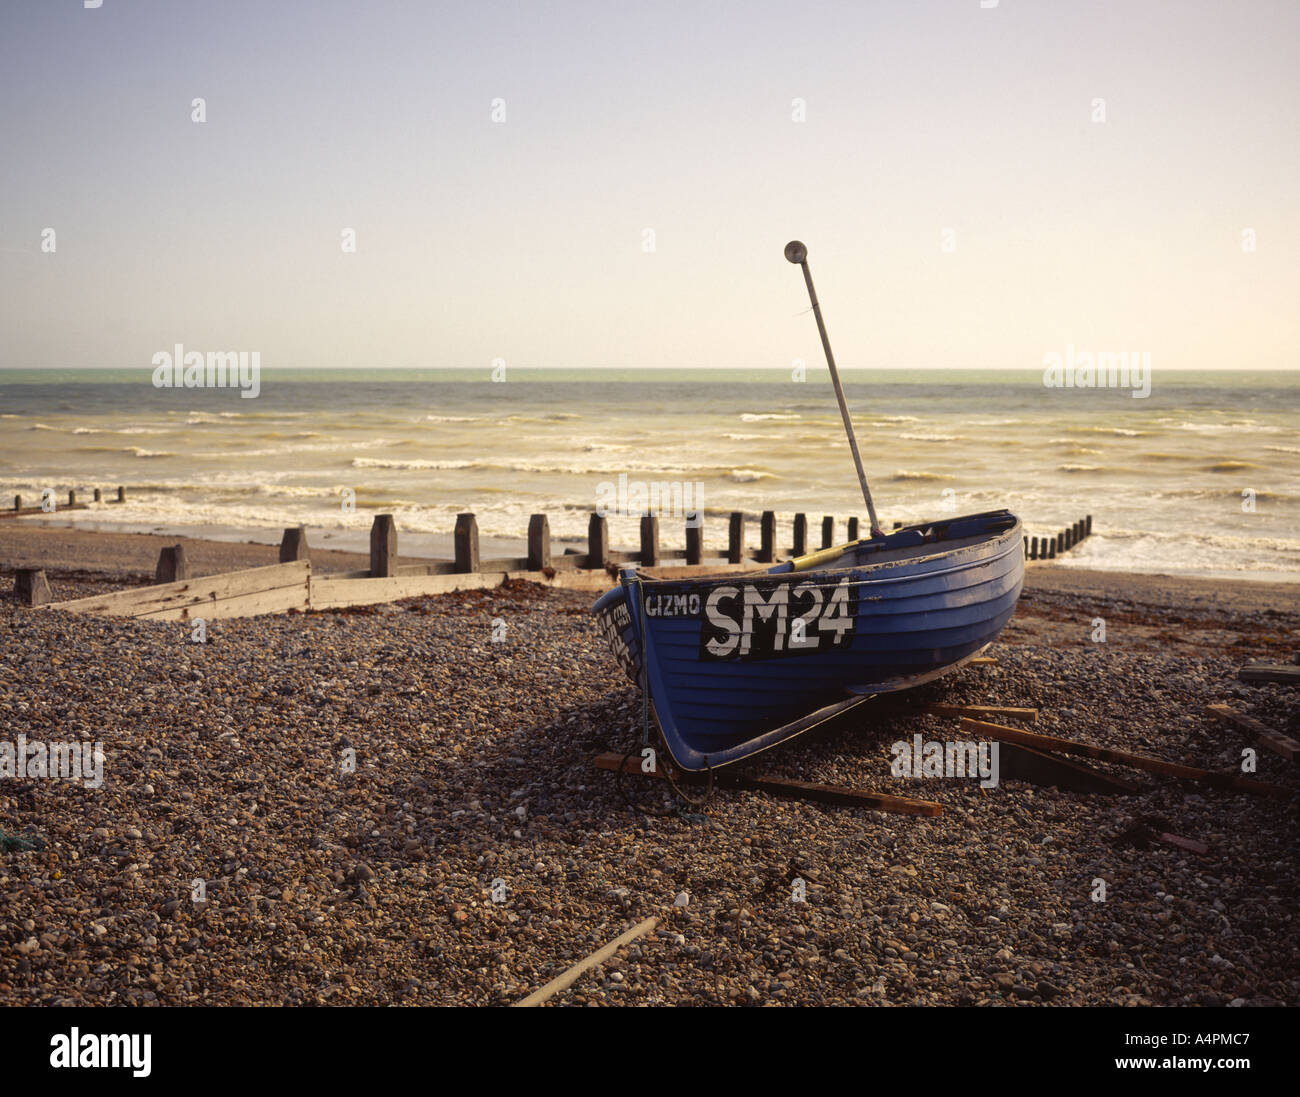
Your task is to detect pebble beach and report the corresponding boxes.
[1,527,1297,1007]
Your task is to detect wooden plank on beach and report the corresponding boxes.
[1158,832,1209,857]
[514,917,660,1007]
[1237,664,1300,685]
[925,703,1037,722]
[968,657,999,667]
[959,717,1290,799]
[728,772,942,815]
[998,741,1139,795]
[510,569,616,591]
[394,561,462,576]
[308,570,516,608]
[309,565,618,608]
[44,560,312,621]
[593,752,942,816]
[1205,703,1300,762]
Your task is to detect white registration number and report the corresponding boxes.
[698,578,857,660]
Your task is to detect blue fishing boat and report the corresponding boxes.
[593,509,1024,770]
[591,241,1024,772]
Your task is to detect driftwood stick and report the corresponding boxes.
[514,917,660,1007]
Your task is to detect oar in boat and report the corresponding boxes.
[785,240,884,538]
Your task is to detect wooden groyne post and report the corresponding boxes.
[759,511,776,563]
[685,514,703,565]
[279,526,309,562]
[588,513,609,569]
[14,568,53,606]
[455,514,480,573]
[728,512,744,564]
[639,515,660,566]
[370,514,397,577]
[528,514,551,570]
[155,544,188,583]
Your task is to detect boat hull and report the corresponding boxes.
[592,510,1024,770]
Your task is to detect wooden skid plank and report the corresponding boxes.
[728,773,941,816]
[959,718,1290,799]
[44,561,311,618]
[1205,703,1299,762]
[968,657,999,667]
[1238,664,1300,685]
[998,741,1139,795]
[592,752,941,816]
[1158,832,1209,857]
[925,703,1038,722]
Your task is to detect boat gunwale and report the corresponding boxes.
[620,518,1024,596]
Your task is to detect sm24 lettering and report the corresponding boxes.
[700,578,856,660]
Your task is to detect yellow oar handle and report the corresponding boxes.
[790,539,868,572]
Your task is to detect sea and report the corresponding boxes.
[1,368,1297,582]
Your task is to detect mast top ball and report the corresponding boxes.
[784,240,807,264]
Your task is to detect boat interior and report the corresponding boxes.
[632,510,1019,583]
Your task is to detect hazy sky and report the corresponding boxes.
[1,0,1296,370]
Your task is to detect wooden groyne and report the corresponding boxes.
[14,508,1097,618]
[1024,514,1093,561]
[18,509,809,617]
[2,485,128,518]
